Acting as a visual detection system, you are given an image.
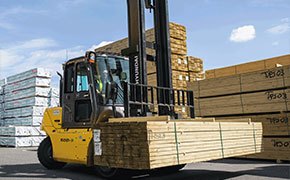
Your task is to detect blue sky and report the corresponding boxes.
[0,0,289,86]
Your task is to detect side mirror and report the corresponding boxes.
[105,82,118,102]
[120,72,127,81]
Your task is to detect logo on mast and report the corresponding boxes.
[134,55,140,84]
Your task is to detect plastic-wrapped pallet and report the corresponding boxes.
[0,126,45,136]
[2,116,43,126]
[4,106,46,118]
[5,78,51,92]
[0,136,45,147]
[0,69,52,147]
[0,79,5,86]
[6,68,51,84]
[5,97,49,110]
[5,87,51,102]
[0,100,3,123]
[0,95,3,103]
[49,88,59,107]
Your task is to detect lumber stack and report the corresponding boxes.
[96,22,204,117]
[0,68,58,147]
[189,65,290,117]
[242,137,290,161]
[94,117,262,169]
[205,54,290,79]
[188,55,290,161]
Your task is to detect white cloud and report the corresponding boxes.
[0,38,87,80]
[267,18,290,34]
[16,38,58,50]
[88,41,113,51]
[230,25,256,42]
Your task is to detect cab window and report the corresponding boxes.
[64,64,74,93]
[76,63,89,92]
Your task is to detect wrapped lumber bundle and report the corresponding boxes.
[0,79,6,126]
[4,106,46,118]
[5,75,51,92]
[242,137,290,161]
[48,88,60,107]
[5,97,49,110]
[0,126,45,136]
[188,61,290,161]
[194,88,290,116]
[0,68,54,147]
[205,54,290,79]
[0,79,5,95]
[189,65,290,116]
[4,87,50,102]
[2,116,43,127]
[6,68,51,83]
[94,118,262,169]
[0,136,45,147]
[214,113,290,136]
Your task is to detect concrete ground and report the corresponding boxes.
[0,147,289,180]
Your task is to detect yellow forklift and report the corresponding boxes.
[38,0,194,178]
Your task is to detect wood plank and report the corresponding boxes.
[94,121,262,170]
[241,137,290,161]
[214,113,290,136]
[205,54,290,79]
[189,65,290,98]
[195,88,290,116]
[108,116,170,123]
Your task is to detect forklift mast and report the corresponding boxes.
[122,0,173,116]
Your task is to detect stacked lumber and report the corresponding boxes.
[0,68,58,147]
[189,65,290,116]
[242,137,290,161]
[94,117,262,169]
[205,54,290,79]
[187,56,204,81]
[188,59,290,161]
[96,22,204,118]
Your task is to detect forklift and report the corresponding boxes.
[38,0,194,178]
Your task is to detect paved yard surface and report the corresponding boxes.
[0,147,289,180]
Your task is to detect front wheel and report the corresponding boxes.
[37,137,66,169]
[95,166,132,179]
[150,164,186,175]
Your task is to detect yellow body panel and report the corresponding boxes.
[41,107,93,165]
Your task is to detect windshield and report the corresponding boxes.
[94,56,129,104]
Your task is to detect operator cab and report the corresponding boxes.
[61,52,129,128]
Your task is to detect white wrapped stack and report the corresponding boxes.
[0,79,6,126]
[48,88,60,107]
[0,68,56,147]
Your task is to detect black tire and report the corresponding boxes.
[37,137,66,169]
[95,166,134,179]
[150,164,186,175]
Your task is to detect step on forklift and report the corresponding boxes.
[38,0,194,178]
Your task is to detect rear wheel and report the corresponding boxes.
[37,137,66,169]
[150,164,186,175]
[95,166,134,179]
